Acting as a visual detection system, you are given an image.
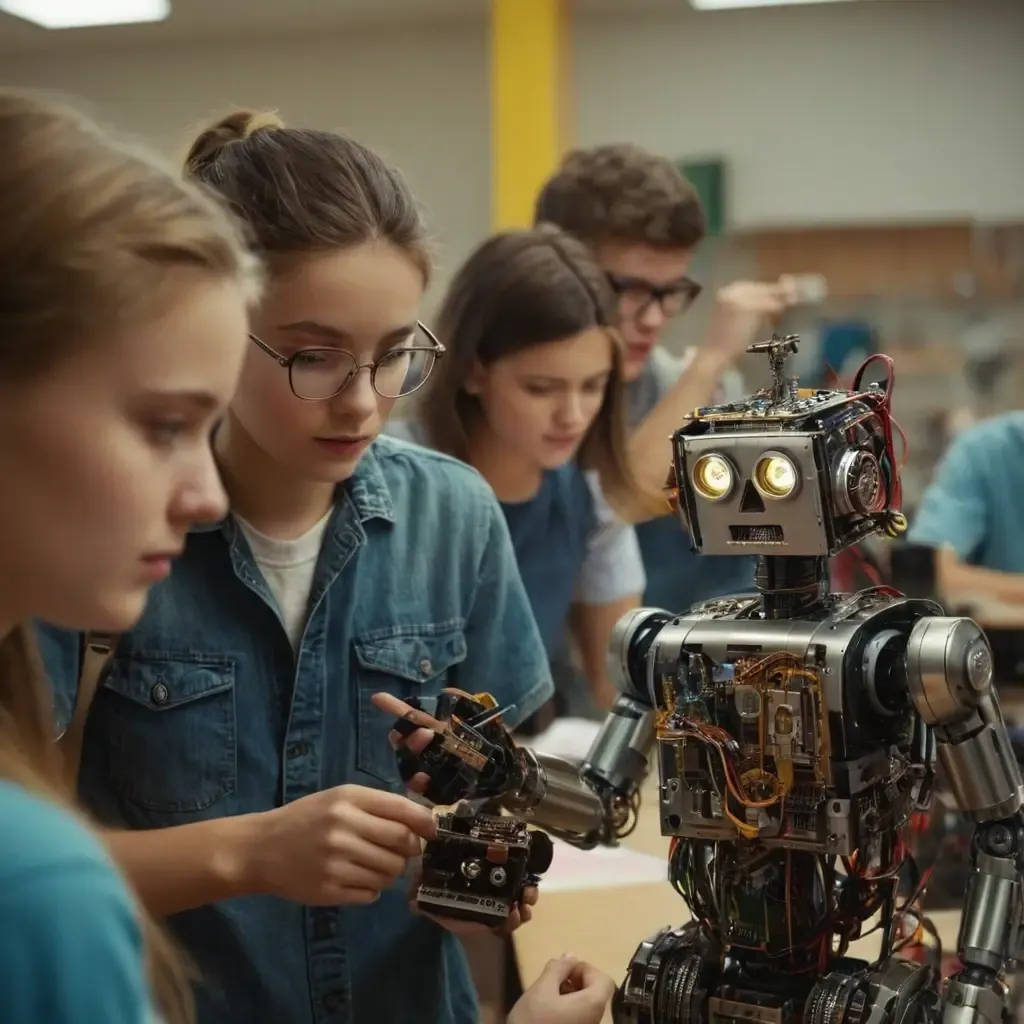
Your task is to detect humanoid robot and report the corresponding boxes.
[389,336,1024,1024]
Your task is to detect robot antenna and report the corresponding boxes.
[748,334,800,405]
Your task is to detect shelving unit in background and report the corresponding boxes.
[721,221,1024,506]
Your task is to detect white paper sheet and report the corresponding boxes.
[520,717,602,761]
[541,836,668,894]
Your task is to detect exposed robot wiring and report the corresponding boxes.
[851,352,910,515]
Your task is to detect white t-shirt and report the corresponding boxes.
[236,511,333,650]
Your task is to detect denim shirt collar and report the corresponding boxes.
[188,442,396,536]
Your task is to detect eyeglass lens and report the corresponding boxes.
[289,326,437,401]
[610,276,700,321]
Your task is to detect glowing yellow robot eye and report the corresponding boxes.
[691,453,735,501]
[753,452,799,499]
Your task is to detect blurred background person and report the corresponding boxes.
[534,145,796,613]
[908,410,1024,606]
[391,225,657,717]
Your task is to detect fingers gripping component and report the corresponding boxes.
[395,690,523,806]
[416,808,554,926]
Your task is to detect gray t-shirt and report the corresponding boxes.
[626,346,756,612]
[626,345,743,427]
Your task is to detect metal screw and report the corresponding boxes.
[987,826,1014,857]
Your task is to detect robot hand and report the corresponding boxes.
[372,689,527,806]
[375,687,652,849]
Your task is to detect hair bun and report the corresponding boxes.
[184,108,284,175]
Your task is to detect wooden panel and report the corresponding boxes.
[743,223,1020,300]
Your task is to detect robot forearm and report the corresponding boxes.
[387,688,654,848]
[905,616,1024,1022]
[503,694,655,848]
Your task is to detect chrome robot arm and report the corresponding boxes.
[386,613,660,850]
[906,616,1024,1024]
[502,689,655,849]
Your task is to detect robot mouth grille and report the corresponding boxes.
[729,525,785,544]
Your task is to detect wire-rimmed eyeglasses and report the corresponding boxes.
[249,321,445,401]
[607,272,703,322]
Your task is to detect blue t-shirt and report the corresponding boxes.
[0,781,152,1023]
[909,411,1024,571]
[385,420,646,658]
[627,347,757,612]
[500,466,596,657]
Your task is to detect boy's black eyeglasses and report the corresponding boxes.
[607,273,703,321]
[249,321,445,401]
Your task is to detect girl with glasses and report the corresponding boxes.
[0,91,256,1024]
[390,225,663,716]
[36,109,553,1024]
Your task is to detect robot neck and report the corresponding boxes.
[755,556,830,619]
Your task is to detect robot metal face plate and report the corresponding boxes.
[679,430,828,558]
[674,387,888,559]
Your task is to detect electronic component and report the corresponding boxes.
[416,808,554,926]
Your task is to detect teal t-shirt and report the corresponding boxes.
[0,780,153,1023]
[909,412,1024,572]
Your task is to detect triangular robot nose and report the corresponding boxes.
[740,481,766,513]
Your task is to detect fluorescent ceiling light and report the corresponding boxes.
[692,0,852,9]
[0,0,169,29]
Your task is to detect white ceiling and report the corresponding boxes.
[0,0,704,53]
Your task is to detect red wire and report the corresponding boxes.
[851,353,907,511]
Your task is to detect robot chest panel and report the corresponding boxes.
[656,646,837,850]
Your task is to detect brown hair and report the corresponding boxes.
[0,90,259,1024]
[183,108,431,279]
[534,144,706,251]
[418,224,660,521]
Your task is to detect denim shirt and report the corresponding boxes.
[36,435,554,1024]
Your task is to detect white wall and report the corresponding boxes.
[1,0,1019,302]
[576,1,1024,229]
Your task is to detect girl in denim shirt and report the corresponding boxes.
[0,92,257,1024]
[36,110,555,1024]
[391,226,662,715]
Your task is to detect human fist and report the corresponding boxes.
[709,276,799,363]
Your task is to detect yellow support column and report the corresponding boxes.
[490,0,573,231]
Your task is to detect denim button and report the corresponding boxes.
[150,682,169,705]
[418,657,432,676]
[322,992,343,1012]
[286,742,308,759]
[313,917,335,940]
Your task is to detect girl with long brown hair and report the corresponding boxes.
[392,225,663,713]
[0,91,258,1022]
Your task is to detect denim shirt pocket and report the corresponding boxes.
[99,653,237,813]
[353,621,467,786]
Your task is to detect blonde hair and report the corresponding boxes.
[0,89,260,1024]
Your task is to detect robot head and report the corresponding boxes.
[671,335,906,559]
